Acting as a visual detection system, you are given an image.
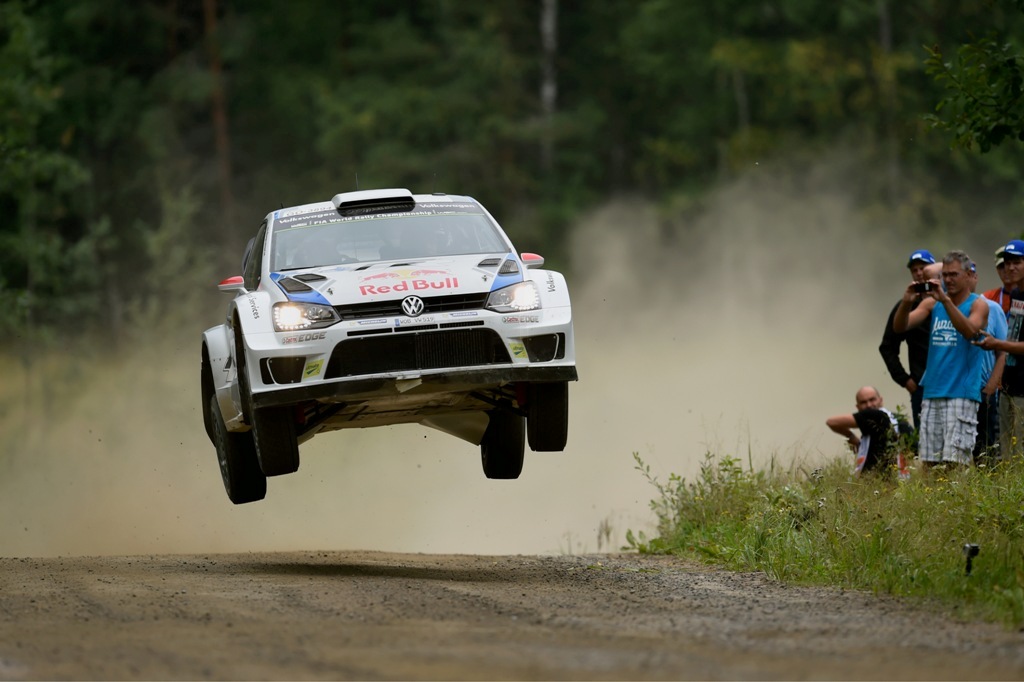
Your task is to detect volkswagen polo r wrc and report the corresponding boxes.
[200,188,578,503]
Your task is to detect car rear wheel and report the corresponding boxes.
[481,407,525,479]
[210,395,267,504]
[251,405,300,476]
[527,381,569,451]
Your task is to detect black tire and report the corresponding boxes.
[481,407,525,479]
[251,405,300,476]
[234,318,300,476]
[209,395,267,504]
[527,381,569,451]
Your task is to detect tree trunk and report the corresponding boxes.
[167,0,178,58]
[202,0,234,239]
[732,68,750,131]
[540,0,558,175]
[878,0,900,203]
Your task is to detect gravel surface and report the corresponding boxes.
[1,551,1022,680]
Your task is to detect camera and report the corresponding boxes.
[913,281,933,293]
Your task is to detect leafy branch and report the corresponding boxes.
[924,34,1024,152]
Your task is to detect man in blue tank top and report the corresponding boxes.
[893,250,989,468]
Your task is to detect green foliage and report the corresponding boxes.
[629,451,1024,628]
[0,1,89,343]
[2,0,1023,346]
[308,8,536,211]
[924,37,1024,152]
[126,181,216,336]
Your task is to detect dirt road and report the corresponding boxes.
[1,551,1022,680]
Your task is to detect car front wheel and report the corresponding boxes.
[210,395,267,504]
[481,407,525,479]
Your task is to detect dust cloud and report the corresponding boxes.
[0,158,1013,558]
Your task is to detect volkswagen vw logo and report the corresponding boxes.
[401,296,425,317]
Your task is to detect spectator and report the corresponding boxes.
[879,249,936,432]
[983,247,1015,315]
[826,386,911,478]
[969,260,1007,463]
[893,250,989,469]
[974,240,1024,460]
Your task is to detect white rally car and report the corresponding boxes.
[201,189,577,503]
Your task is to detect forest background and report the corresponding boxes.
[1,0,1024,557]
[3,0,1023,352]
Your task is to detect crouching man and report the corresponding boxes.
[827,386,911,478]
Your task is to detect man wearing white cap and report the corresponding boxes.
[879,249,936,432]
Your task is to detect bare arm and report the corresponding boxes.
[826,414,860,449]
[985,351,1006,395]
[892,284,937,333]
[937,295,988,340]
[976,334,1024,355]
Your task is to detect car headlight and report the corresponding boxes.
[272,302,340,331]
[485,281,540,313]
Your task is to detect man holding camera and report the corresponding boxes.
[893,250,989,468]
[879,250,936,432]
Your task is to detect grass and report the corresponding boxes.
[627,450,1024,629]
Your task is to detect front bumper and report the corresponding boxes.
[250,364,578,409]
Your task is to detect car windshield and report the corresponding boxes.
[270,202,508,271]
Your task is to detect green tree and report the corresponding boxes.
[0,1,89,341]
[924,0,1024,152]
[1,0,1023,348]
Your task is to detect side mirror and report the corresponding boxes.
[521,252,545,269]
[218,276,248,294]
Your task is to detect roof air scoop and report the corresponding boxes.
[331,188,416,217]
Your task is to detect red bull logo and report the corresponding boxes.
[358,268,459,295]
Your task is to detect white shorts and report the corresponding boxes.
[919,398,978,465]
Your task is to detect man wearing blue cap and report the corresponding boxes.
[894,250,989,469]
[975,239,1024,460]
[879,249,936,432]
